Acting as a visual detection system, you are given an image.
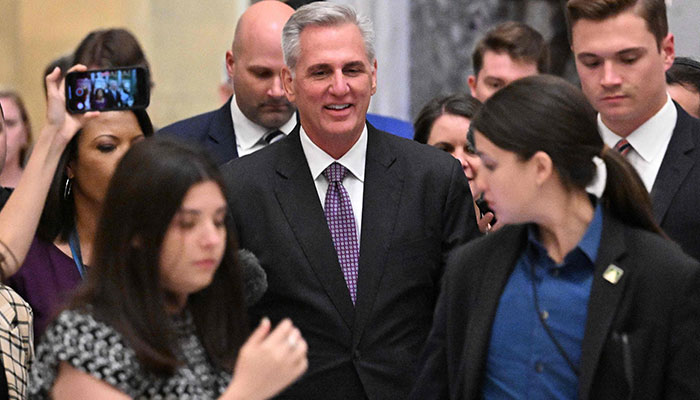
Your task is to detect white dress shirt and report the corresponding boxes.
[230,95,296,157]
[598,94,677,192]
[299,124,367,242]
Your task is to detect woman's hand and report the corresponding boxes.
[474,201,495,234]
[224,318,308,400]
[0,65,100,278]
[44,65,98,145]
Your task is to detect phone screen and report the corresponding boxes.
[65,67,150,113]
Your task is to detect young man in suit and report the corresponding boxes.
[467,21,549,103]
[568,0,700,261]
[222,3,480,398]
[159,1,296,165]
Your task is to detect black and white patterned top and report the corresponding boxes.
[28,308,231,399]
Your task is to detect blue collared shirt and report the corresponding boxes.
[482,203,603,399]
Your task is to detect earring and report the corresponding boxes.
[63,178,73,200]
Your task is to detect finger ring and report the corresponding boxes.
[287,335,298,349]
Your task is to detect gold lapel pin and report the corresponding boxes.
[603,264,624,285]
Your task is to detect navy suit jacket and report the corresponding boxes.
[651,103,700,261]
[222,123,480,399]
[158,98,237,165]
[411,212,700,399]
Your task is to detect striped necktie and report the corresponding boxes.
[263,129,284,144]
[614,139,632,156]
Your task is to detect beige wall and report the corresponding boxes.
[0,1,245,138]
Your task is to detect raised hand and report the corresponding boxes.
[223,318,308,400]
[44,65,98,145]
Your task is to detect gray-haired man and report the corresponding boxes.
[222,2,479,398]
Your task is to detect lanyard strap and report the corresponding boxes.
[68,229,86,279]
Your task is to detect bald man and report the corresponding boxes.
[159,0,296,165]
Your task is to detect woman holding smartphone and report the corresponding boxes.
[411,75,700,399]
[7,28,154,339]
[0,64,101,400]
[30,138,308,399]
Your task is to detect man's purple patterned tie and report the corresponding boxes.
[323,162,359,305]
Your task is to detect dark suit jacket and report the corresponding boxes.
[222,123,480,399]
[158,98,237,165]
[411,212,700,400]
[652,104,700,261]
[105,89,122,108]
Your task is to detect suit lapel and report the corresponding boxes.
[273,127,355,329]
[578,214,628,400]
[459,226,526,399]
[351,124,402,346]
[206,98,238,164]
[650,104,697,223]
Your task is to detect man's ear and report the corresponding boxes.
[467,75,478,97]
[225,49,235,85]
[661,33,675,72]
[281,66,295,103]
[370,59,378,95]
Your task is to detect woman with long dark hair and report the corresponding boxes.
[7,28,155,339]
[411,75,700,399]
[413,93,494,232]
[30,138,307,398]
[0,64,98,400]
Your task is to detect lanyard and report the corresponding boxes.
[68,229,87,279]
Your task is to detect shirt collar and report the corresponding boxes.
[299,124,368,182]
[598,94,677,163]
[229,95,296,150]
[526,202,604,268]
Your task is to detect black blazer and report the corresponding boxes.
[158,98,238,165]
[652,103,700,261]
[411,212,700,399]
[222,123,480,399]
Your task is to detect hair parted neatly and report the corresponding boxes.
[566,0,668,50]
[471,21,550,76]
[73,28,154,88]
[282,2,375,72]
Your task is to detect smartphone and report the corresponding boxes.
[65,67,150,113]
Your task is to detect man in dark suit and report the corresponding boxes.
[467,21,549,103]
[222,3,480,398]
[568,0,700,261]
[106,80,122,108]
[158,1,296,165]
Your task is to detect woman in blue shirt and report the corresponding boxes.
[411,75,700,399]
